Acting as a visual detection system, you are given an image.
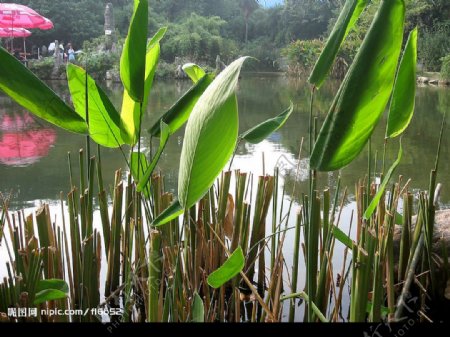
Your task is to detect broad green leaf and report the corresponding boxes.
[192,293,205,322]
[183,63,206,83]
[34,289,68,304]
[332,226,354,249]
[121,27,164,145]
[310,0,405,171]
[67,64,124,148]
[179,57,248,209]
[363,142,402,220]
[309,0,367,88]
[386,27,418,138]
[36,279,69,293]
[240,102,293,144]
[149,74,215,137]
[120,0,148,102]
[0,47,87,134]
[152,199,184,227]
[34,279,69,304]
[130,152,150,198]
[207,247,245,288]
[148,26,167,49]
[136,122,171,193]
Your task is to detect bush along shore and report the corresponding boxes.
[1,0,450,323]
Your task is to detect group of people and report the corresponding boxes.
[46,41,75,63]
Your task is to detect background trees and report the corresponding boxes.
[4,0,449,73]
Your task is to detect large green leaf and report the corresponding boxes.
[182,63,206,83]
[309,0,367,88]
[120,0,148,103]
[207,247,245,288]
[178,57,248,209]
[0,47,87,134]
[152,199,184,227]
[121,27,166,145]
[192,292,205,322]
[240,102,293,144]
[363,142,402,220]
[386,27,418,138]
[136,121,171,193]
[67,64,124,148]
[149,73,215,137]
[34,279,69,304]
[310,0,405,171]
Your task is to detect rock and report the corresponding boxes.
[417,76,430,83]
[215,55,226,74]
[394,209,450,254]
[429,79,439,85]
[439,80,450,86]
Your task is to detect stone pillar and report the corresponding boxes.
[104,3,116,50]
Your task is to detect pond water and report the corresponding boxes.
[0,73,449,321]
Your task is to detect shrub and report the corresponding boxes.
[281,39,324,76]
[441,54,450,80]
[28,57,65,79]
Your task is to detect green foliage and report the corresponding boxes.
[162,13,237,64]
[311,0,405,171]
[386,28,418,139]
[240,102,293,144]
[207,247,245,288]
[441,54,450,80]
[418,22,450,71]
[281,39,324,76]
[67,63,124,148]
[178,57,247,209]
[27,57,63,79]
[0,47,87,134]
[309,0,367,88]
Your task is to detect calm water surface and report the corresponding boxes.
[0,74,449,320]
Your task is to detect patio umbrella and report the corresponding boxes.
[0,3,47,29]
[0,27,31,38]
[0,3,51,58]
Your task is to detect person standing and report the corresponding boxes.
[67,43,75,63]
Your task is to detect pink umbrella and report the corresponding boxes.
[0,3,53,59]
[0,3,47,29]
[0,27,31,38]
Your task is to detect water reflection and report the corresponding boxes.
[0,111,56,167]
[0,75,449,208]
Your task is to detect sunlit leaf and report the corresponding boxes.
[363,142,402,220]
[34,279,69,304]
[0,47,87,134]
[183,63,206,83]
[309,0,367,88]
[67,64,124,148]
[192,293,204,322]
[178,57,248,209]
[386,27,418,138]
[207,247,245,288]
[240,102,293,144]
[149,74,215,137]
[332,226,354,249]
[136,121,171,193]
[121,26,165,145]
[120,0,148,102]
[310,0,405,171]
[152,199,184,227]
